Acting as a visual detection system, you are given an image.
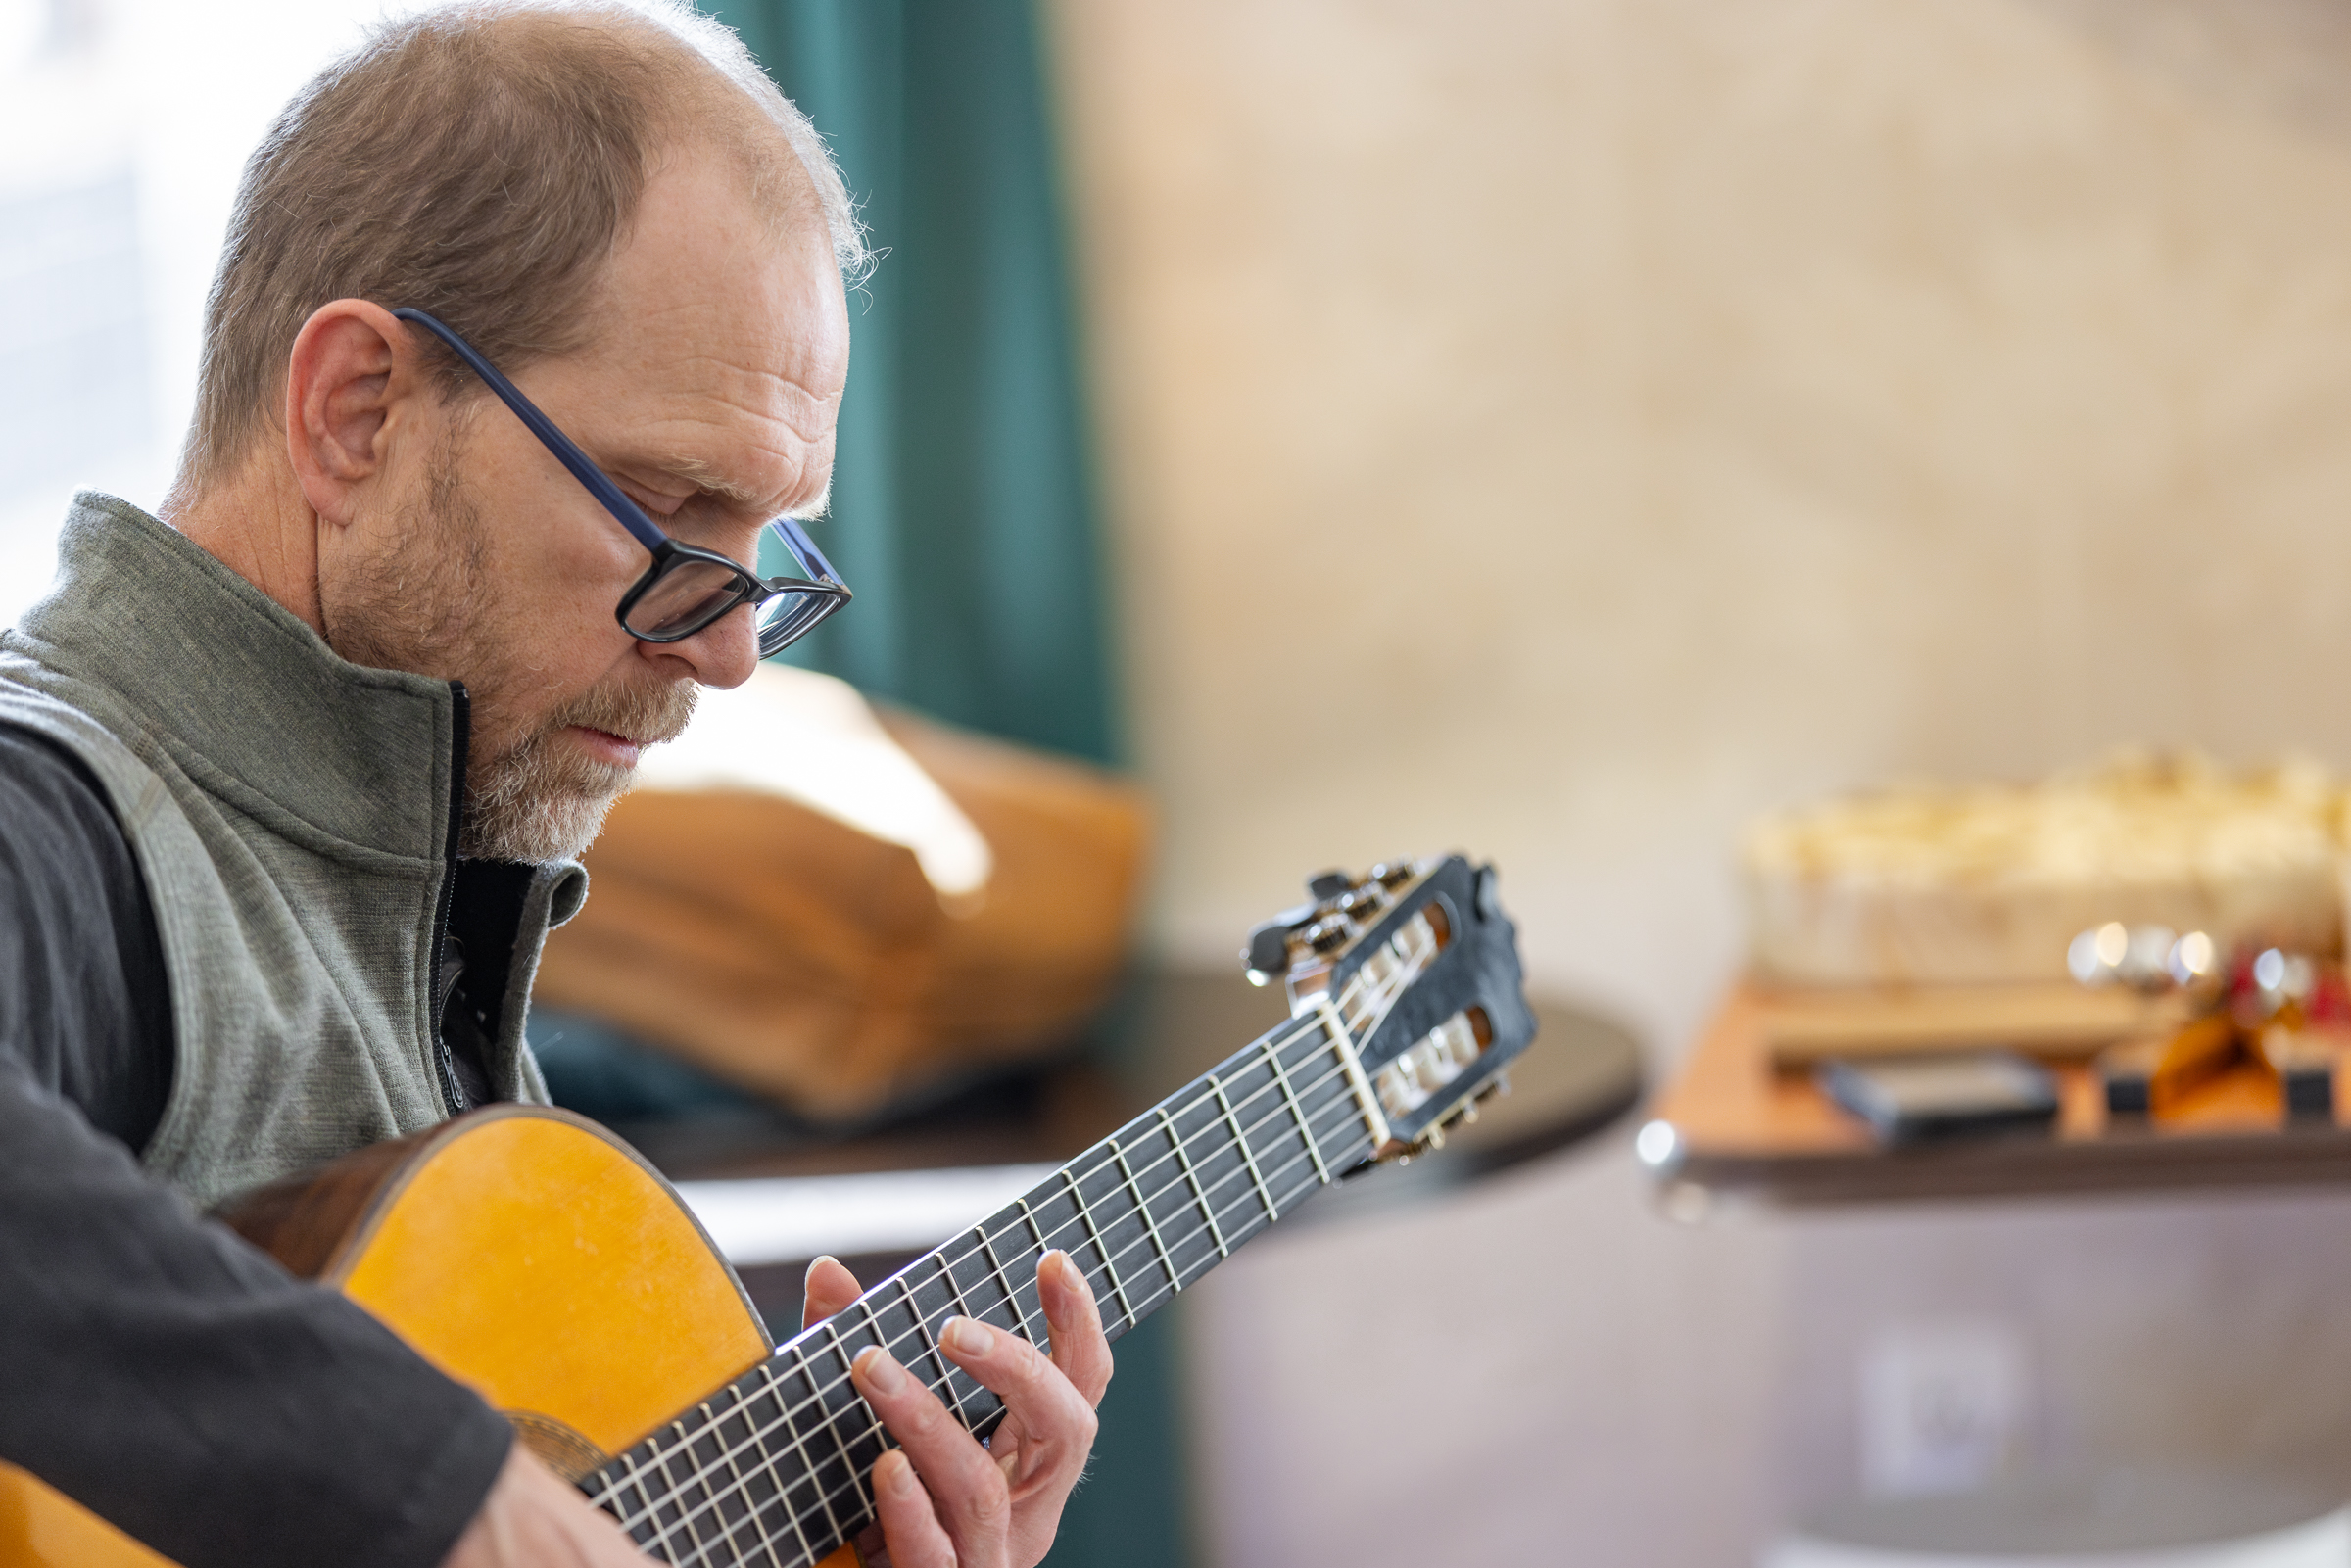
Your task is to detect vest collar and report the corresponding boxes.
[18,491,462,862]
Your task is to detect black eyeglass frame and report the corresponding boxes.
[390,307,850,656]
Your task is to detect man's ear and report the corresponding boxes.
[284,300,430,529]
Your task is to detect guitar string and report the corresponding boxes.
[661,1086,1371,1568]
[681,1111,1358,1568]
[596,1009,1362,1548]
[597,921,1443,1556]
[592,935,1436,1551]
[588,940,1422,1530]
[601,1022,1377,1560]
[632,1040,1393,1568]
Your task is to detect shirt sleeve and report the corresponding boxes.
[0,725,513,1568]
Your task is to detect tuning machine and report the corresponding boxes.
[1240,858,1419,985]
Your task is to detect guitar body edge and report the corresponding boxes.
[0,1106,860,1568]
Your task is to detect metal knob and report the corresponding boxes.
[1243,923,1293,977]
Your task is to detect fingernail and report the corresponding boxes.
[1055,1250,1088,1296]
[855,1345,907,1393]
[1040,1250,1078,1316]
[882,1450,920,1497]
[805,1256,838,1287]
[944,1315,994,1356]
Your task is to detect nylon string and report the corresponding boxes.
[596,933,1430,1559]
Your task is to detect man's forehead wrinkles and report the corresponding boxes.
[630,411,828,516]
[668,349,843,424]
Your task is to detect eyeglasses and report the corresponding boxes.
[391,308,850,656]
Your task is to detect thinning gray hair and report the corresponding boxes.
[178,0,869,492]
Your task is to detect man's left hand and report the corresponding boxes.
[802,1250,1112,1568]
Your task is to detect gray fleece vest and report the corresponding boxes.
[0,493,587,1210]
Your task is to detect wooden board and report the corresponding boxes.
[1651,983,2351,1205]
[1756,982,2190,1068]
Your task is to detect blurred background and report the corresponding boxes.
[22,0,2351,1562]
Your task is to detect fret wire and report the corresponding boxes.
[759,1085,1381,1565]
[680,1080,1382,1559]
[683,1400,744,1568]
[697,1389,766,1568]
[891,1269,961,1427]
[814,1316,877,1522]
[600,1018,1388,1529]
[644,1419,686,1560]
[1263,1026,1332,1184]
[773,1343,850,1549]
[704,1396,766,1568]
[618,1449,667,1558]
[1012,1197,1064,1337]
[700,1401,776,1568]
[739,1362,814,1568]
[1060,1165,1134,1328]
[612,1036,1365,1534]
[930,1251,984,1423]
[1016,1197,1052,1271]
[1277,1012,1355,1145]
[1212,1074,1280,1229]
[1158,1104,1227,1259]
[652,1418,702,1563]
[975,1219,1042,1342]
[1110,1136,1178,1296]
[848,1290,902,1500]
[611,1052,1356,1548]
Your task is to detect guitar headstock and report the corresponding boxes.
[1242,854,1538,1163]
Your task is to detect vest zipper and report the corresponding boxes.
[427,682,471,1117]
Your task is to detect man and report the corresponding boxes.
[0,4,1109,1566]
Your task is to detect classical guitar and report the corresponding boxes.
[2,854,1536,1568]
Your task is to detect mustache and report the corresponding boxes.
[544,677,698,750]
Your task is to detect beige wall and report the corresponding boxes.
[1053,0,2351,1052]
[1047,1,2351,1561]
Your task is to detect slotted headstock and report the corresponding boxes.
[1241,854,1538,1162]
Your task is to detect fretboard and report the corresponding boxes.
[581,978,1401,1566]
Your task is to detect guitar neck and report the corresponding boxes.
[582,997,1385,1567]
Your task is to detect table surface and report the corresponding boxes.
[622,968,1643,1314]
[1652,982,2351,1205]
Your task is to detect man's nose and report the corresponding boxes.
[648,601,761,689]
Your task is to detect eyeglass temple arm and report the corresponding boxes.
[768,513,842,586]
[391,308,670,555]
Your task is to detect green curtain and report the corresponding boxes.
[696,7,1180,1566]
[710,0,1116,767]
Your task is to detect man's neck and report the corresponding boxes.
[162,461,328,638]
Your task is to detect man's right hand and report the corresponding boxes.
[442,1444,649,1566]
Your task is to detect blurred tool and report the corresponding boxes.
[1817,1054,2059,1146]
[2082,925,2350,1121]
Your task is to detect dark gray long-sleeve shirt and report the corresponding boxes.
[0,722,513,1568]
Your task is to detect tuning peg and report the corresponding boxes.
[1307,870,1352,900]
[1305,917,1351,955]
[1367,861,1415,890]
[1476,864,1502,920]
[1242,924,1293,980]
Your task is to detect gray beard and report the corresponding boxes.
[459,678,697,862]
[461,718,636,864]
[320,434,696,864]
